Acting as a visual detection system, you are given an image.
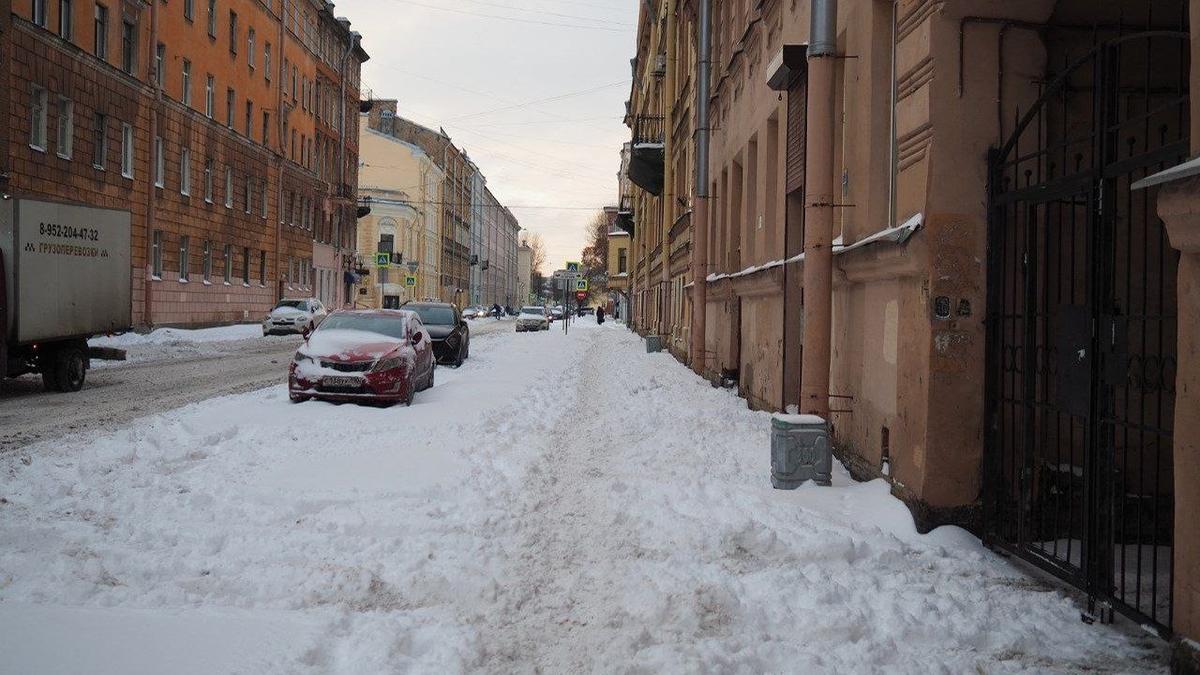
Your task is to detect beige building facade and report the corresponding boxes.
[357,117,444,306]
[622,0,1200,664]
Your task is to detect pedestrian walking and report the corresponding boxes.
[596,306,606,324]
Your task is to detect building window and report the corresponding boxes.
[181,59,191,106]
[244,176,252,214]
[203,158,213,203]
[204,74,214,117]
[91,113,106,169]
[155,43,164,87]
[151,230,163,278]
[202,240,212,281]
[206,0,216,37]
[259,251,266,286]
[33,0,47,27]
[120,122,133,177]
[228,11,237,54]
[223,244,232,283]
[55,97,73,159]
[29,86,47,151]
[183,0,193,21]
[59,0,72,39]
[618,248,628,273]
[224,167,233,208]
[93,3,108,58]
[153,135,164,186]
[247,28,255,68]
[179,235,190,281]
[121,20,136,74]
[261,110,270,146]
[264,43,271,81]
[244,99,252,137]
[287,256,294,287]
[242,247,250,284]
[180,148,191,195]
[259,179,268,218]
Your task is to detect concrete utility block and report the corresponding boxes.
[770,413,832,488]
[645,335,663,353]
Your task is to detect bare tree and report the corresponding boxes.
[524,233,548,297]
[580,210,610,299]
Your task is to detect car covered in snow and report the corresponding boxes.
[262,298,328,336]
[403,301,470,366]
[288,309,435,406]
[515,306,550,332]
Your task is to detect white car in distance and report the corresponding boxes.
[515,306,550,332]
[263,298,329,336]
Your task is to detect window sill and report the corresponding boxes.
[179,278,190,284]
[30,144,46,153]
[150,275,162,281]
[93,164,105,171]
[203,280,213,286]
[154,181,164,188]
[243,283,251,288]
[223,282,232,286]
[57,152,72,160]
[122,173,134,180]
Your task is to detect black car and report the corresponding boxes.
[402,302,470,366]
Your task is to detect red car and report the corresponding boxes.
[288,309,435,406]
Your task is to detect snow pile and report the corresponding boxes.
[88,324,295,366]
[0,322,1167,673]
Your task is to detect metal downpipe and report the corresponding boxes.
[799,0,838,417]
[689,0,711,374]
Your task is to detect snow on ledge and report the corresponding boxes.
[772,413,827,426]
[704,213,923,283]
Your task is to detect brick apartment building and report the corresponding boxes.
[1,0,368,327]
[620,0,1200,668]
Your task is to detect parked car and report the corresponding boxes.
[579,306,595,316]
[404,301,470,366]
[288,309,434,406]
[549,306,565,321]
[516,306,550,332]
[263,298,328,336]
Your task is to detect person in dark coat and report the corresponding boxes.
[596,306,606,324]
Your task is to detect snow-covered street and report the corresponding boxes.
[0,320,1169,674]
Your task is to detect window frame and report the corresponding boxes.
[29,85,48,151]
[33,0,47,27]
[224,167,233,208]
[120,121,133,178]
[228,10,237,54]
[206,0,216,37]
[55,96,73,159]
[181,59,192,106]
[202,240,213,282]
[180,147,191,195]
[151,229,163,278]
[154,135,164,187]
[179,235,190,282]
[93,3,108,59]
[121,19,137,75]
[223,243,233,284]
[58,0,72,39]
[204,74,214,117]
[91,112,106,169]
[203,158,213,203]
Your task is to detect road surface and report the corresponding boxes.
[0,318,511,454]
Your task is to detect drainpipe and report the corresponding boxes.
[887,0,897,232]
[274,1,286,305]
[144,0,161,328]
[689,0,711,375]
[661,0,676,338]
[799,0,837,418]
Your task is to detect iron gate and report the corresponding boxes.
[984,27,1189,633]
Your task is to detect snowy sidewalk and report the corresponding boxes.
[0,322,1168,673]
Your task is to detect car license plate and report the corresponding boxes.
[321,375,363,389]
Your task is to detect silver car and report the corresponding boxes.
[263,298,329,336]
[515,306,550,332]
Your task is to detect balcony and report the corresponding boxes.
[614,194,635,236]
[627,115,665,196]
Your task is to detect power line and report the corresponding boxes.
[457,0,632,26]
[385,0,630,32]
[445,80,630,122]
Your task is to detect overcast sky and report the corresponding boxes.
[335,0,637,274]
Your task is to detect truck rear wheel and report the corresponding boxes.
[47,347,86,392]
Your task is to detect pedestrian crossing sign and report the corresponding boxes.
[566,261,581,273]
[575,278,589,291]
[405,275,417,288]
[375,252,390,267]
